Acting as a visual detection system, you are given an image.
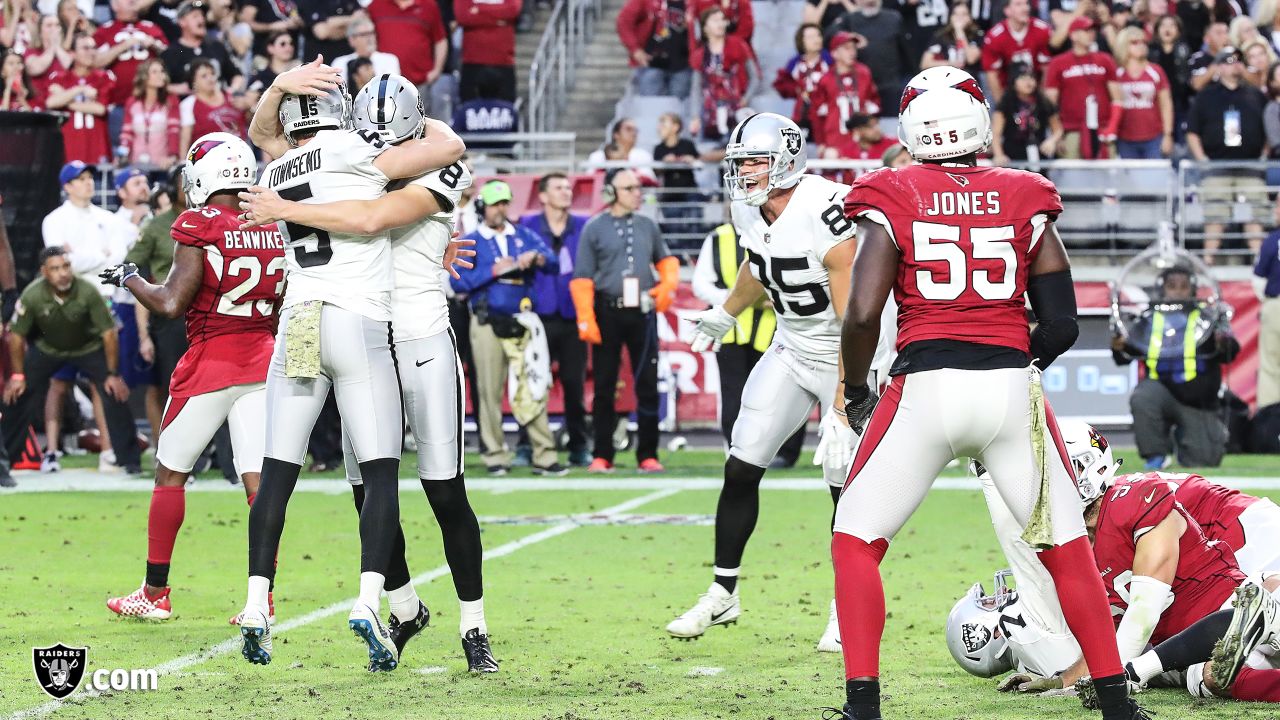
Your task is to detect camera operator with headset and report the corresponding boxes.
[570,167,679,474]
[450,180,566,477]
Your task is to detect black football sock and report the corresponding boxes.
[351,482,412,589]
[713,456,767,591]
[145,562,170,590]
[422,475,484,602]
[845,679,880,719]
[356,458,401,575]
[1144,609,1234,677]
[1093,673,1135,720]
[829,484,842,533]
[247,457,301,579]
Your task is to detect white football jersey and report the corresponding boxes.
[731,174,856,365]
[388,161,473,343]
[262,128,393,321]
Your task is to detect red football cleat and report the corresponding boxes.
[107,585,173,620]
[586,458,614,474]
[638,458,665,473]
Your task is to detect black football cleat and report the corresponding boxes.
[388,601,430,655]
[461,627,499,673]
[820,706,879,720]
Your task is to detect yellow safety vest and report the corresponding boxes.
[713,224,775,353]
[1144,307,1201,382]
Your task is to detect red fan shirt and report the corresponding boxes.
[47,67,115,164]
[981,18,1053,86]
[93,20,167,105]
[1043,50,1116,132]
[1114,62,1169,142]
[168,205,285,398]
[808,63,880,148]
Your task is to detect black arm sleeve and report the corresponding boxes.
[1027,269,1079,371]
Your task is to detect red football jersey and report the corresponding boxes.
[1093,475,1245,644]
[1042,51,1116,133]
[169,205,285,398]
[809,64,881,148]
[1118,471,1259,554]
[981,19,1053,86]
[48,68,115,164]
[93,20,167,105]
[844,164,1062,354]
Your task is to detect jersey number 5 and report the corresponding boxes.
[277,183,334,267]
[911,221,1018,301]
[745,250,829,317]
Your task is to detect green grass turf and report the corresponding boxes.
[4,478,1280,719]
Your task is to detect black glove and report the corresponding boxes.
[0,288,17,324]
[99,262,140,288]
[843,383,879,436]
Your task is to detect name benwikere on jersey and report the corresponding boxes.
[266,147,323,187]
[223,230,285,250]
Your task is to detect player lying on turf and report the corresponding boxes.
[234,59,465,671]
[948,420,1280,680]
[100,133,285,621]
[677,112,893,651]
[831,65,1145,720]
[239,73,497,673]
[949,423,1280,703]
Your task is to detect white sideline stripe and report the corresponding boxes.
[6,473,1280,493]
[477,513,715,526]
[6,488,679,720]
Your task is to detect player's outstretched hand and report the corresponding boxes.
[996,672,1063,693]
[813,406,856,473]
[99,262,139,288]
[843,383,878,436]
[688,306,737,353]
[444,233,477,280]
[238,187,288,228]
[272,56,341,97]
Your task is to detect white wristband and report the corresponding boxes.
[1114,575,1172,662]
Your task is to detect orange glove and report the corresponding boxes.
[570,277,602,344]
[648,255,680,313]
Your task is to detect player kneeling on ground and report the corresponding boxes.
[239,73,495,673]
[102,133,285,621]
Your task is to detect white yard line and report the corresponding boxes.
[6,472,1280,493]
[7,488,680,720]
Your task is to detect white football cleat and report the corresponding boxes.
[817,599,842,653]
[106,584,172,620]
[349,602,399,672]
[666,583,740,639]
[238,607,273,665]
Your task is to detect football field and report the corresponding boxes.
[3,450,1280,720]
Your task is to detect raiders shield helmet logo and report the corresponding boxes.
[960,623,992,653]
[780,127,802,157]
[33,644,87,699]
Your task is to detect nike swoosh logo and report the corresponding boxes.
[1143,489,1157,503]
[829,191,841,202]
[181,221,197,228]
[711,607,733,622]
[415,358,433,367]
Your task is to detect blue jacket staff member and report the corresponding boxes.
[451,180,566,476]
[569,168,679,474]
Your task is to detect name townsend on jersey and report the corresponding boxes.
[266,147,322,187]
[924,191,1002,216]
[223,229,285,249]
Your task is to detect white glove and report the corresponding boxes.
[689,306,738,353]
[812,407,856,475]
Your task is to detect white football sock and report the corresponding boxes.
[1129,652,1165,684]
[358,571,385,613]
[387,582,421,624]
[246,576,271,615]
[459,598,486,636]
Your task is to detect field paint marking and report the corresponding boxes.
[7,488,679,720]
[477,513,715,526]
[7,473,1280,493]
[687,667,724,677]
[416,666,447,675]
